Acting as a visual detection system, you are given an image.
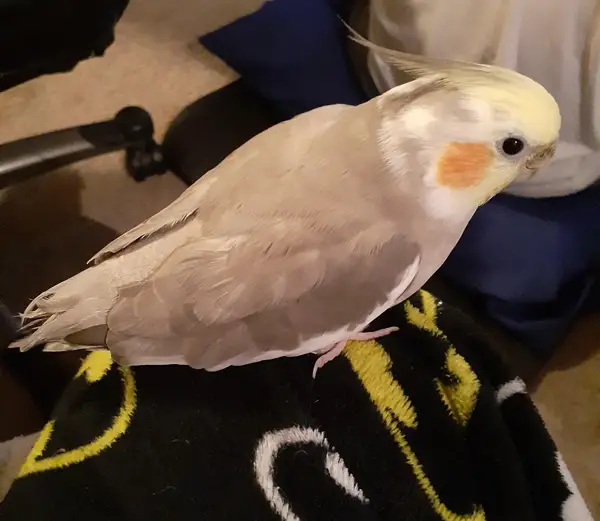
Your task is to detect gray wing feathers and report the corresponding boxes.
[90,104,351,266]
[90,178,217,264]
[105,221,420,370]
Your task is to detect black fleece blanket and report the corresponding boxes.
[0,290,591,521]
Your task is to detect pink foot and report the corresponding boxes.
[312,340,347,378]
[312,326,399,378]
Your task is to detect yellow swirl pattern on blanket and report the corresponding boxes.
[345,290,485,521]
[17,351,137,478]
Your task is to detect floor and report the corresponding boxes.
[0,0,598,515]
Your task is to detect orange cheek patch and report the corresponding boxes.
[436,142,493,189]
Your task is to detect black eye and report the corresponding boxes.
[501,137,525,156]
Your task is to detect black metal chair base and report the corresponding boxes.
[0,106,166,191]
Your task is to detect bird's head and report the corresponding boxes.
[351,30,561,219]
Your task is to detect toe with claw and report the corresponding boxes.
[312,326,399,378]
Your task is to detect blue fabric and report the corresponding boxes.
[200,0,365,119]
[199,0,600,356]
[442,187,600,354]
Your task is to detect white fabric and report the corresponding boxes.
[367,0,600,198]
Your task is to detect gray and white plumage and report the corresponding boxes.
[10,48,561,371]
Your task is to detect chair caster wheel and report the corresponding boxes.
[114,106,168,182]
[125,142,167,182]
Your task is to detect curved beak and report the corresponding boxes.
[524,142,557,176]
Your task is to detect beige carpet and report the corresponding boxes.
[0,0,598,515]
[533,317,600,516]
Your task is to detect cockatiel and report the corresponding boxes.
[10,37,561,377]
